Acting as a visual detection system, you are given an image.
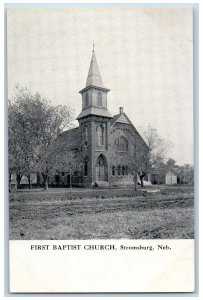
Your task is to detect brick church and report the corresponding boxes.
[49,48,148,188]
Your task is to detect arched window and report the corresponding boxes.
[120,137,128,151]
[112,166,115,176]
[95,154,108,181]
[115,136,128,152]
[118,165,121,176]
[84,126,88,145]
[85,93,89,108]
[98,156,104,166]
[122,166,125,176]
[97,91,102,107]
[97,124,104,146]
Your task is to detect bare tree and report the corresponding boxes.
[173,163,194,185]
[38,136,81,190]
[8,85,75,190]
[130,125,173,189]
[182,164,194,184]
[8,97,34,189]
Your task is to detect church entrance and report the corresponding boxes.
[95,154,108,182]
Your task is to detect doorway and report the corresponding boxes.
[95,154,108,181]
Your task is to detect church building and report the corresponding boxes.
[50,48,148,188]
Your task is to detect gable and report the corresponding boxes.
[114,113,131,125]
[111,113,148,150]
[110,113,131,126]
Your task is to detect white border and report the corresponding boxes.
[1,1,201,299]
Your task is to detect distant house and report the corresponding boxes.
[10,173,39,188]
[165,170,178,185]
[150,168,177,185]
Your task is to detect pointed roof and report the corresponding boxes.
[110,113,131,126]
[86,51,104,88]
[110,108,131,126]
[110,108,149,150]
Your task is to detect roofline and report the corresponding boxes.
[111,112,149,150]
[60,127,79,134]
[77,113,112,120]
[79,85,110,94]
[110,112,132,128]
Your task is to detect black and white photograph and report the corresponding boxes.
[7,4,196,293]
[8,6,194,241]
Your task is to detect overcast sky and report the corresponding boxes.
[7,8,193,165]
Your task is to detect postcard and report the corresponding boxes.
[7,5,195,293]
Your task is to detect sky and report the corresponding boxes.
[7,7,193,165]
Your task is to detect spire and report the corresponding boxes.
[86,49,104,88]
[93,40,95,52]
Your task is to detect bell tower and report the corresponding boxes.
[77,46,111,120]
[77,45,112,187]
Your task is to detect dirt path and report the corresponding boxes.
[10,195,194,222]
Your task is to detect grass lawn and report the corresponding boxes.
[9,185,194,240]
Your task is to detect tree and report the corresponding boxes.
[182,164,194,184]
[129,143,149,191]
[173,163,194,184]
[8,97,34,189]
[8,85,75,190]
[166,158,176,169]
[130,125,172,189]
[38,134,81,190]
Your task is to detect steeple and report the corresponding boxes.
[77,46,111,120]
[86,50,104,88]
